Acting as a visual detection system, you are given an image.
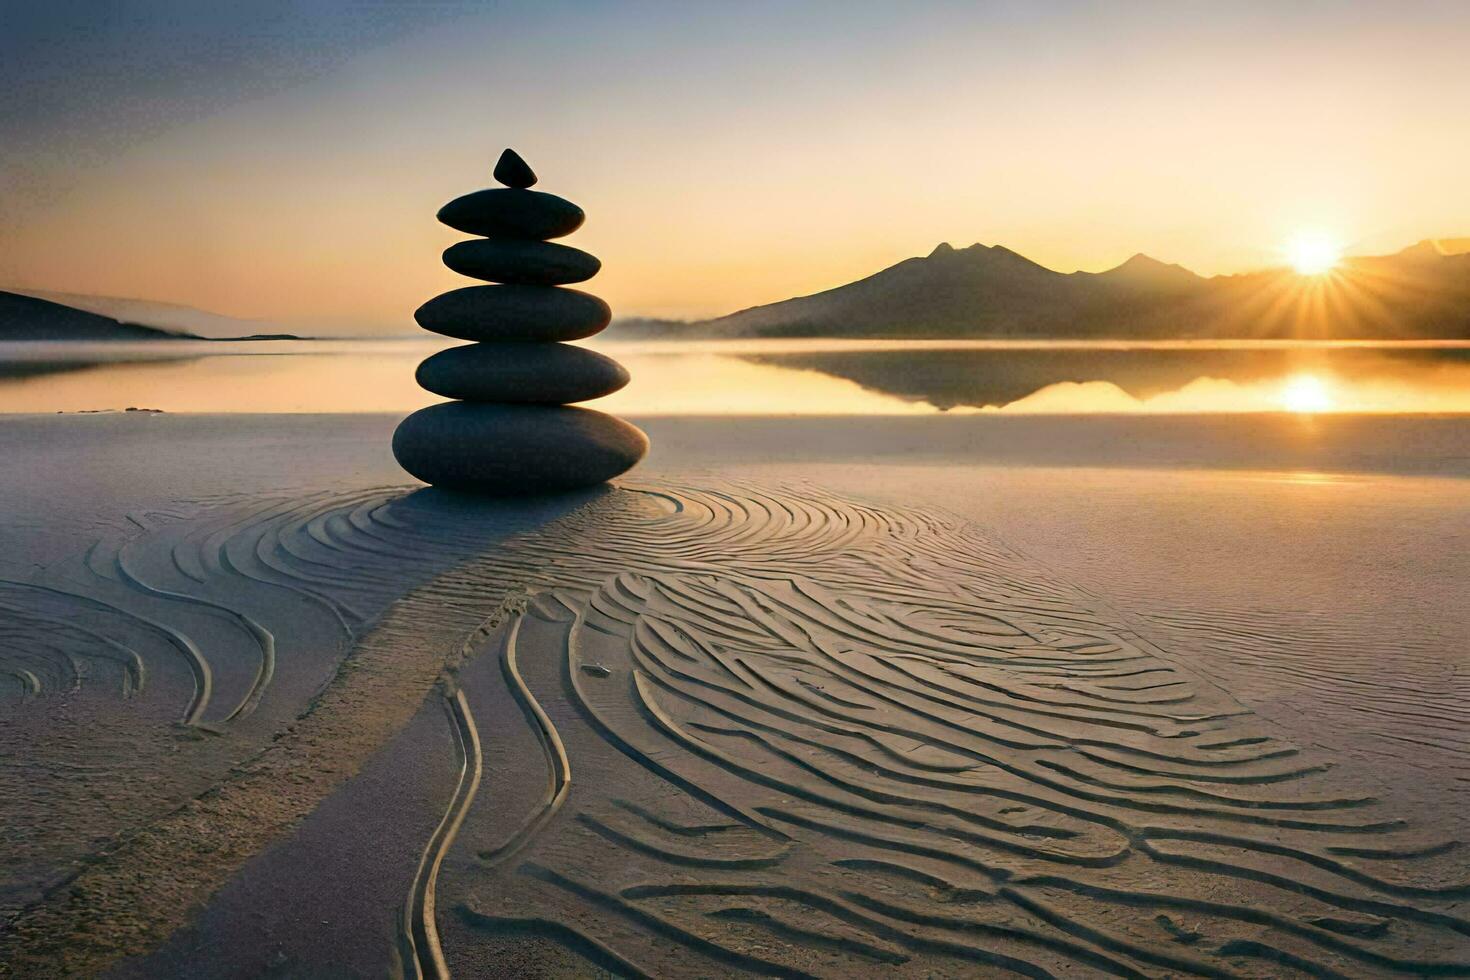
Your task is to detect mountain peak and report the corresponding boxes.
[1395,238,1470,261]
[1119,252,1165,268]
[1432,237,1470,256]
[925,242,1044,268]
[1097,252,1202,288]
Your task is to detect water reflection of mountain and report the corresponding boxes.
[742,346,1470,410]
[0,351,202,384]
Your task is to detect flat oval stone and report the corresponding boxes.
[443,239,600,285]
[416,286,611,342]
[392,402,648,493]
[416,342,628,403]
[437,188,584,240]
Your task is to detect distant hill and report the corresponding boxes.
[1428,237,1470,256]
[654,240,1470,340]
[10,290,270,339]
[0,290,198,341]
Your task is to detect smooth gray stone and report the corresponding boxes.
[392,402,648,493]
[416,342,629,403]
[494,148,537,189]
[437,188,583,240]
[443,239,600,285]
[415,285,611,342]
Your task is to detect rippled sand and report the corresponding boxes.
[0,414,1465,978]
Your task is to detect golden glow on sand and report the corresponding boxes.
[1279,373,1333,413]
[1285,234,1343,276]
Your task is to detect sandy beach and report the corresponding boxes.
[1,411,1465,978]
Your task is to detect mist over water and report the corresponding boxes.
[1,338,1468,415]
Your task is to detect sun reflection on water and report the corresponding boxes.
[1279,374,1333,413]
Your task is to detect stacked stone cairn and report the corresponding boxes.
[393,149,648,494]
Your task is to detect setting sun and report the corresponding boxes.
[1280,373,1333,412]
[1286,234,1343,276]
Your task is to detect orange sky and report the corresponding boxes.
[2,3,1467,334]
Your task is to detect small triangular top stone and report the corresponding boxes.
[494,148,537,189]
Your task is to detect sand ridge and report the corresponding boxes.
[2,473,1466,977]
[390,481,1470,977]
[0,485,589,976]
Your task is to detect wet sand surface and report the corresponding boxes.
[0,413,1465,977]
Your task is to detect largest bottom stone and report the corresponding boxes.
[393,402,648,493]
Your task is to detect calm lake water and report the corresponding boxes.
[1,338,1468,414]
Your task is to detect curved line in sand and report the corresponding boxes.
[110,541,275,722]
[402,687,483,980]
[0,599,147,697]
[0,578,212,724]
[478,612,571,868]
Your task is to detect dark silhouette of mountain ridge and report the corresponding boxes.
[10,289,271,339]
[654,240,1470,340]
[0,290,199,341]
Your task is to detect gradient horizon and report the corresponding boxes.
[4,0,1468,333]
